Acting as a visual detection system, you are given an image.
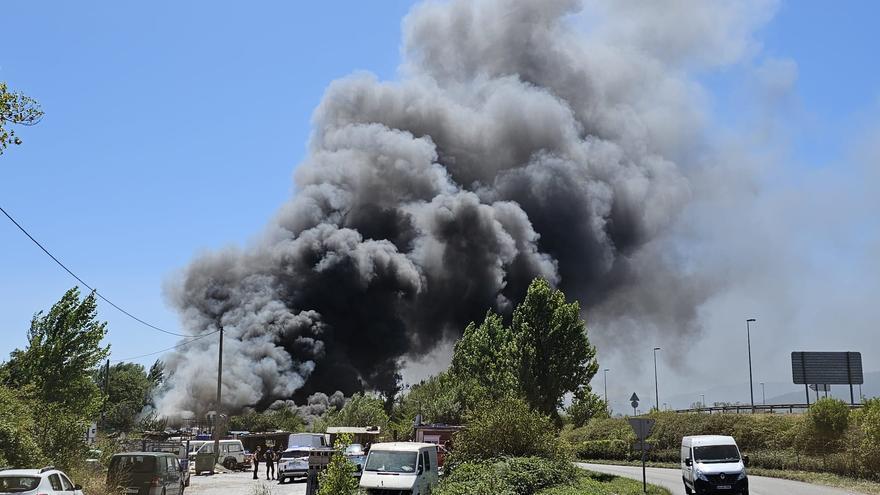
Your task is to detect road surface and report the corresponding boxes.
[578,463,864,495]
[187,469,307,495]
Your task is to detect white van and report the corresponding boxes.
[359,442,438,495]
[681,435,749,495]
[188,439,249,470]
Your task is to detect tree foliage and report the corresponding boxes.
[448,396,569,468]
[227,408,305,433]
[2,287,110,418]
[318,434,359,495]
[807,398,851,446]
[0,385,46,468]
[0,82,43,155]
[567,389,608,428]
[104,362,153,432]
[329,393,389,429]
[512,279,598,419]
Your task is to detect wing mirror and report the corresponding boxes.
[74,484,83,490]
[417,466,424,475]
[742,455,750,467]
[685,457,693,467]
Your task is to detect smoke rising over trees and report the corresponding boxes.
[156,0,758,416]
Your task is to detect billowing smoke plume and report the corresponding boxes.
[156,0,745,416]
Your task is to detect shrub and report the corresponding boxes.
[448,396,568,469]
[0,385,46,467]
[436,457,576,495]
[318,434,359,495]
[807,398,850,446]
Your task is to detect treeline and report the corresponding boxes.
[316,279,647,495]
[566,397,880,480]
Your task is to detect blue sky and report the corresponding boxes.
[1,0,878,381]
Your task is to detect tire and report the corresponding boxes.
[224,458,236,470]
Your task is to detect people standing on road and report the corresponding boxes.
[265,446,276,480]
[252,446,262,480]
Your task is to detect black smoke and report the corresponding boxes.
[156,0,709,416]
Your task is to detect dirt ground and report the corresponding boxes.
[186,469,308,495]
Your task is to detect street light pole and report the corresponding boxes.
[701,394,706,409]
[746,318,756,413]
[761,382,766,405]
[603,369,610,413]
[653,347,661,412]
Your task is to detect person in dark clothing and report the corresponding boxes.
[252,446,262,480]
[265,447,276,480]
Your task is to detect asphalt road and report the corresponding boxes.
[578,463,864,495]
[186,469,307,495]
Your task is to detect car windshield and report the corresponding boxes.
[345,444,365,455]
[0,476,41,493]
[110,455,157,473]
[694,445,740,463]
[280,449,310,460]
[365,451,418,473]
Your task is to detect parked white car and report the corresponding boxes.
[0,466,84,495]
[359,442,438,495]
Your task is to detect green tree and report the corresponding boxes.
[447,396,568,468]
[512,279,598,420]
[318,434,359,495]
[147,359,165,386]
[329,393,389,429]
[567,388,608,428]
[104,362,153,432]
[450,311,519,398]
[0,385,46,467]
[2,287,110,418]
[0,82,43,155]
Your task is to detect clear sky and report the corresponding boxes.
[1,1,878,408]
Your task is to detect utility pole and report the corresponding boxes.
[701,394,706,410]
[653,347,661,412]
[746,318,756,413]
[760,382,766,405]
[102,359,110,424]
[212,325,224,473]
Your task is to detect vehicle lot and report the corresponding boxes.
[187,470,307,495]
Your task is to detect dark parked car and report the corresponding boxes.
[107,452,186,495]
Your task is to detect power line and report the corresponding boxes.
[112,329,221,363]
[0,204,189,337]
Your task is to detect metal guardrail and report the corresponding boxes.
[672,403,865,414]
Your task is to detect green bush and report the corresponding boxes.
[538,470,669,495]
[0,385,46,467]
[436,457,576,495]
[448,396,569,469]
[568,408,880,481]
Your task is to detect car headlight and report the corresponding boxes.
[737,470,747,481]
[695,470,709,482]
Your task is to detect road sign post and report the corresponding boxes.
[628,417,655,493]
[630,393,640,416]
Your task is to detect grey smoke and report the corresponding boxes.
[156,0,766,416]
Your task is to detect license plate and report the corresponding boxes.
[125,489,139,494]
[717,485,732,490]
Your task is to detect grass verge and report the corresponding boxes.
[578,458,880,495]
[538,470,669,495]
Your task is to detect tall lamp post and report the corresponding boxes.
[761,382,766,405]
[746,318,756,413]
[653,347,661,412]
[701,393,706,409]
[603,369,610,412]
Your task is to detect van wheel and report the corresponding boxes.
[224,458,236,470]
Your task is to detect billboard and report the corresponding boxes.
[791,351,863,385]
